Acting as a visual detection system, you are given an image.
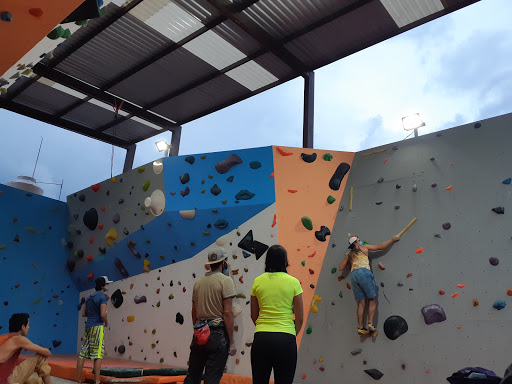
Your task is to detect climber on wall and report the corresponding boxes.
[76,276,111,384]
[184,247,237,384]
[0,313,52,384]
[338,234,400,335]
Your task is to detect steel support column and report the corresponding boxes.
[123,144,136,173]
[170,125,182,157]
[303,71,315,148]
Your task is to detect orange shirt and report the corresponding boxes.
[0,333,21,384]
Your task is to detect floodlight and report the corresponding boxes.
[155,140,170,152]
[402,113,425,137]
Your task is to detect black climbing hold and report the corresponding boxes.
[76,249,84,259]
[301,153,317,163]
[315,226,331,242]
[66,260,75,272]
[250,161,262,169]
[351,348,362,355]
[380,282,384,287]
[67,241,73,249]
[392,145,398,150]
[226,176,234,182]
[0,12,13,22]
[430,157,435,161]
[118,345,126,354]
[434,234,441,238]
[238,230,254,253]
[214,219,228,230]
[52,340,62,348]
[436,133,442,137]
[332,243,336,248]
[111,289,124,309]
[106,191,110,196]
[215,154,243,174]
[113,213,120,224]
[179,173,190,184]
[78,194,85,202]
[329,163,350,191]
[442,222,451,230]
[383,315,408,340]
[397,282,403,287]
[176,313,184,325]
[394,205,400,210]
[421,304,446,325]
[127,241,141,259]
[489,257,499,266]
[310,284,315,288]
[123,228,129,235]
[339,205,344,212]
[73,213,79,221]
[235,190,255,200]
[492,207,504,214]
[375,202,382,205]
[364,369,384,380]
[396,184,401,189]
[502,178,511,185]
[254,241,269,260]
[431,183,437,188]
[338,291,343,298]
[242,251,251,258]
[118,198,124,204]
[99,247,106,254]
[207,224,212,229]
[76,230,81,235]
[211,184,221,196]
[114,257,129,277]
[377,177,384,183]
[180,187,190,197]
[83,208,98,231]
[474,122,481,128]
[185,156,195,165]
[134,296,147,304]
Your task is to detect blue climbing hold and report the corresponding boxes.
[502,178,511,185]
[493,300,506,310]
[242,251,251,258]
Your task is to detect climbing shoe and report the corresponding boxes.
[367,323,376,333]
[358,327,369,335]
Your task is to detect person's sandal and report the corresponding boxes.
[357,327,369,335]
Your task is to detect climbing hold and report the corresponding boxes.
[83,208,99,231]
[421,304,447,325]
[364,369,384,380]
[137,166,145,173]
[215,154,243,174]
[445,185,453,191]
[235,190,255,200]
[383,315,408,340]
[13,234,19,242]
[180,187,190,197]
[276,147,293,156]
[384,158,390,163]
[431,183,437,188]
[143,260,150,272]
[493,300,506,310]
[507,289,512,296]
[185,156,195,165]
[457,284,465,289]
[412,184,417,192]
[309,269,314,275]
[91,184,100,192]
[439,290,445,295]
[329,163,350,191]
[0,11,13,22]
[451,292,459,299]
[288,190,298,193]
[87,255,93,262]
[331,268,337,274]
[105,228,117,246]
[396,184,401,189]
[179,173,190,184]
[306,327,312,334]
[434,234,441,238]
[473,298,479,307]
[401,364,406,371]
[89,236,94,244]
[0,244,7,250]
[394,205,400,210]
[346,283,351,289]
[456,326,462,329]
[502,178,511,185]
[112,213,120,224]
[118,345,126,354]
[415,247,423,253]
[315,226,330,242]
[176,313,184,324]
[118,198,124,204]
[127,316,135,322]
[114,258,129,277]
[210,184,221,196]
[111,289,124,309]
[474,122,481,128]
[378,262,386,270]
[392,145,398,150]
[351,348,362,356]
[97,224,104,230]
[491,207,505,214]
[250,161,261,169]
[375,202,382,205]
[406,273,413,278]
[377,177,384,183]
[179,210,195,219]
[52,340,61,348]
[66,260,76,272]
[442,223,451,230]
[323,153,333,161]
[214,219,228,230]
[142,180,151,191]
[327,195,336,204]
[301,153,317,163]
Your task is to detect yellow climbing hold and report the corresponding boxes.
[127,316,135,322]
[105,228,117,246]
[310,295,322,313]
[319,358,324,362]
[144,259,151,272]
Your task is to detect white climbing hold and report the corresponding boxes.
[216,234,229,246]
[152,160,163,175]
[179,210,195,219]
[145,189,165,216]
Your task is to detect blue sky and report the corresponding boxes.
[1,0,511,200]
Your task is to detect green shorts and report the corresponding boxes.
[79,325,105,360]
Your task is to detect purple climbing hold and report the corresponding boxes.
[114,257,129,277]
[134,296,147,304]
[491,207,504,214]
[83,208,98,231]
[180,187,190,197]
[421,304,447,325]
[215,154,243,174]
[442,222,451,230]
[127,241,141,259]
[112,213,120,224]
[489,257,499,266]
[377,177,384,183]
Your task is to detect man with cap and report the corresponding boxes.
[184,248,237,384]
[338,235,400,335]
[76,276,112,384]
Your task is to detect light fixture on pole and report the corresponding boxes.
[402,113,425,138]
[155,139,171,157]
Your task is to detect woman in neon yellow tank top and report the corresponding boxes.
[250,245,304,384]
[338,234,400,335]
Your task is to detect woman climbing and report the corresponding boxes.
[338,234,400,335]
[250,245,304,384]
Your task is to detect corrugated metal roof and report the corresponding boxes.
[15,81,82,115]
[380,0,444,28]
[104,118,157,139]
[62,102,118,128]
[226,60,278,91]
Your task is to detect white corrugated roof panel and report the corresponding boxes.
[225,61,278,91]
[380,0,444,28]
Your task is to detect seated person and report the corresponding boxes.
[0,314,52,384]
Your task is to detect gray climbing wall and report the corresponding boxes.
[296,113,512,383]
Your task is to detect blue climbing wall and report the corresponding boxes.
[0,184,78,353]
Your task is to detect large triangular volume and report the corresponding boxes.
[238,230,255,253]
[254,241,269,260]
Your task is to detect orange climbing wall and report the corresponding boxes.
[273,146,355,347]
[0,0,84,76]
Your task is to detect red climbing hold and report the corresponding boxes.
[130,284,134,289]
[91,184,100,192]
[287,190,298,193]
[14,284,20,288]
[451,292,459,299]
[272,214,277,227]
[473,298,479,307]
[232,269,239,275]
[406,273,413,278]
[346,283,351,290]
[239,276,244,284]
[309,269,314,275]
[457,284,465,289]
[97,224,104,230]
[89,236,94,244]
[302,375,307,380]
[88,273,94,279]
[456,326,462,329]
[100,206,106,212]
[269,172,274,178]
[446,185,453,191]
[276,147,293,156]
[13,218,18,223]
[378,262,386,270]
[29,8,44,17]
[439,290,445,295]
[87,255,92,261]
[449,162,455,166]
[182,287,186,292]
[308,251,316,258]
[415,247,423,253]
[338,275,345,282]
[384,158,390,163]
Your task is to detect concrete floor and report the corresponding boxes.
[51,378,75,384]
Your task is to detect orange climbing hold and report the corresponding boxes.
[272,214,277,227]
[378,262,386,270]
[91,184,100,192]
[301,375,307,380]
[446,185,453,191]
[507,288,512,296]
[457,284,465,289]
[276,147,293,156]
[451,292,459,299]
[415,247,423,253]
[406,273,413,278]
[439,290,445,295]
[127,316,135,322]
[288,190,298,193]
[346,283,351,289]
[232,269,239,275]
[130,284,134,289]
[473,298,479,306]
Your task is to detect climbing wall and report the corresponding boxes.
[296,114,512,383]
[0,184,79,353]
[73,147,277,375]
[273,146,354,347]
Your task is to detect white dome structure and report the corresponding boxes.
[5,176,44,195]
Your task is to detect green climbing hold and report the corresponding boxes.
[306,327,312,334]
[327,195,336,204]
[168,294,174,300]
[159,358,164,363]
[75,20,88,26]
[47,26,65,40]
[32,297,42,305]
[142,180,150,191]
[323,153,333,161]
[146,238,151,244]
[0,244,7,250]
[331,268,337,274]
[61,29,71,39]
[301,216,313,231]
[26,227,38,234]
[363,241,369,245]
[141,205,146,210]
[156,301,160,307]
[137,166,146,173]
[301,260,306,267]
[152,344,156,349]
[152,329,156,334]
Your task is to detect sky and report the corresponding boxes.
[1,0,511,201]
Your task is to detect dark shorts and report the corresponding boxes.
[350,268,377,301]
